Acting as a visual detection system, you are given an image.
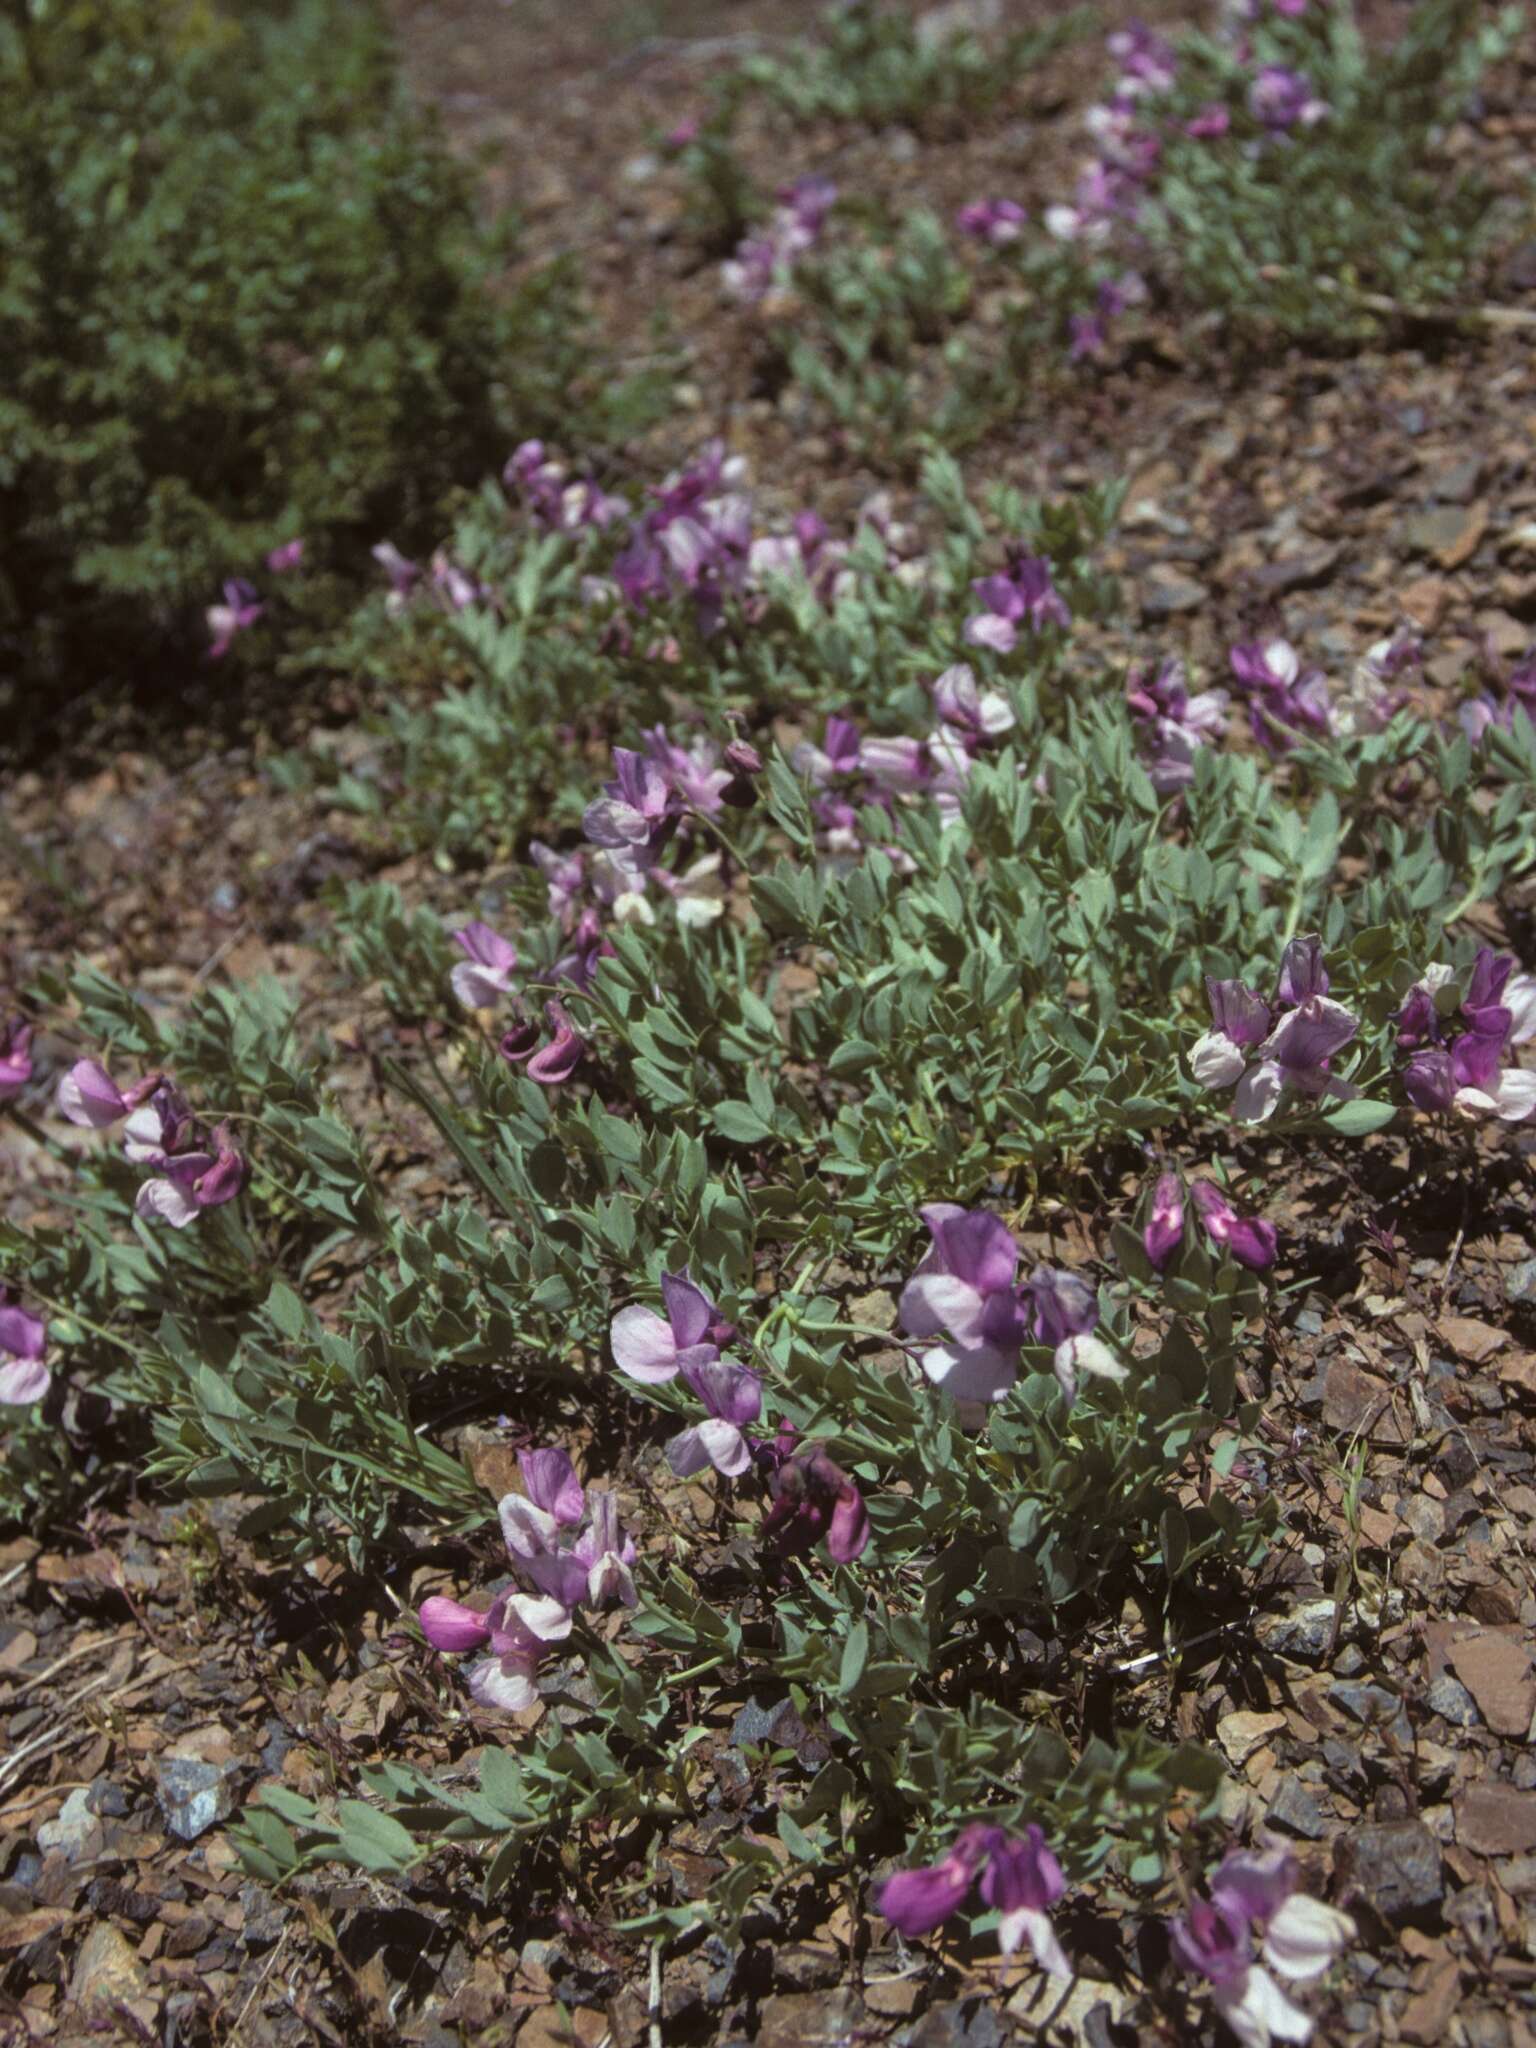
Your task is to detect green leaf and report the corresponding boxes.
[335,1799,419,1874]
[838,1617,870,1696]
[1324,1098,1397,1136]
[712,1100,776,1145]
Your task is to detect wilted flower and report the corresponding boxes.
[759,1436,870,1563]
[1173,1843,1353,2048]
[878,1821,1070,1976]
[610,1269,734,1383]
[0,1018,34,1101]
[449,921,519,1010]
[372,541,420,598]
[1143,1171,1185,1271]
[0,1291,48,1406]
[1191,1181,1278,1270]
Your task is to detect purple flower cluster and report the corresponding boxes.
[504,441,630,534]
[609,1268,869,1560]
[1126,657,1230,794]
[1227,639,1334,754]
[1189,938,1358,1124]
[1248,64,1328,131]
[877,1821,1070,1976]
[1172,1843,1353,2048]
[898,1204,1123,1407]
[418,1445,636,1712]
[445,918,589,1084]
[206,579,263,660]
[964,551,1071,653]
[722,176,838,304]
[1459,645,1536,747]
[1144,1171,1278,1273]
[955,197,1027,247]
[58,1063,247,1229]
[1398,948,1536,1124]
[0,1291,48,1408]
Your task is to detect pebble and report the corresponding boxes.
[1506,1258,1536,1304]
[1348,1820,1443,1918]
[156,1757,238,1843]
[1426,1674,1480,1727]
[1329,1680,1413,1748]
[1266,1777,1328,1840]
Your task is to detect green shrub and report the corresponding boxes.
[0,0,653,705]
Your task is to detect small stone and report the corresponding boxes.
[1218,1709,1288,1766]
[1425,1674,1479,1727]
[1266,1778,1328,1840]
[1456,1784,1536,1857]
[1140,569,1209,618]
[1429,456,1483,504]
[1294,1309,1324,1336]
[36,1787,103,1864]
[1332,1646,1365,1679]
[757,1989,863,2048]
[1329,1680,1412,1748]
[156,1757,237,1843]
[1347,1820,1443,1919]
[1258,1599,1337,1662]
[1505,1258,1536,1304]
[1447,1630,1536,1738]
[69,1922,148,2010]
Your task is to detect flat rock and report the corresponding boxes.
[156,1756,238,1842]
[1424,1674,1479,1727]
[1218,1709,1288,1766]
[68,1921,147,2009]
[1322,1358,1407,1442]
[1446,1630,1536,1738]
[1258,1599,1338,1663]
[36,1787,103,1865]
[1266,1777,1328,1840]
[1456,1784,1536,1857]
[1347,1820,1443,1919]
[1139,569,1208,618]
[759,1990,863,2048]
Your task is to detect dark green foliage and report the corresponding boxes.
[0,0,658,705]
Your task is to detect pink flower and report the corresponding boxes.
[610,1269,734,1384]
[265,539,305,573]
[1143,1172,1185,1272]
[0,1291,49,1406]
[878,1822,1070,1975]
[0,1019,34,1101]
[449,921,519,1010]
[207,579,263,659]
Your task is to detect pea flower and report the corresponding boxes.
[791,715,864,785]
[207,579,263,659]
[666,1358,762,1478]
[265,539,305,573]
[1127,658,1230,793]
[759,1436,870,1563]
[878,1821,1070,1977]
[1249,66,1328,131]
[501,1001,587,1086]
[582,748,674,851]
[640,725,733,817]
[956,198,1027,246]
[0,1292,49,1406]
[1190,980,1272,1088]
[1143,1172,1185,1271]
[0,1019,34,1101]
[964,553,1071,653]
[1173,1844,1353,2048]
[1399,948,1536,1123]
[610,1269,735,1382]
[1191,1181,1277,1271]
[500,1451,638,1611]
[135,1120,247,1229]
[449,921,519,1010]
[1227,640,1332,753]
[900,1203,1032,1404]
[56,1059,163,1129]
[1186,102,1231,137]
[1192,942,1358,1123]
[931,664,1015,748]
[418,1589,573,1713]
[573,1491,639,1609]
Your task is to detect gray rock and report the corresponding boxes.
[1426,1674,1480,1727]
[1259,1599,1337,1662]
[36,1787,102,1863]
[1328,1680,1413,1748]
[1266,1777,1328,1840]
[1139,571,1209,619]
[1347,1820,1443,1919]
[1294,1309,1324,1336]
[1506,1258,1536,1304]
[155,1757,237,1843]
[1332,1645,1365,1679]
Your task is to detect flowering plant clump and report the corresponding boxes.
[1397,947,1536,1124]
[878,1822,1071,1976]
[1189,938,1359,1123]
[57,1061,247,1227]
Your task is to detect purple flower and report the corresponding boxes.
[1173,1842,1354,2048]
[955,198,1027,246]
[641,725,733,817]
[964,554,1070,654]
[1249,65,1328,131]
[610,1268,732,1383]
[0,1018,34,1101]
[1108,20,1177,95]
[372,541,420,599]
[583,748,675,850]
[900,1203,1030,1404]
[207,579,263,659]
[878,1822,1070,1975]
[760,1439,870,1563]
[860,735,931,795]
[1403,1046,1454,1114]
[1189,978,1272,1088]
[1228,639,1333,753]
[1126,658,1229,793]
[1393,963,1453,1050]
[530,841,587,924]
[1022,1266,1099,1348]
[667,1357,763,1478]
[418,1594,497,1653]
[1275,937,1329,1006]
[792,715,864,785]
[1463,947,1514,1039]
[1234,996,1358,1123]
[1144,1172,1185,1271]
[524,1002,587,1086]
[0,1291,49,1406]
[572,1489,639,1609]
[932,664,1015,747]
[519,1446,586,1527]
[1186,102,1231,138]
[1191,1181,1277,1271]
[464,1590,574,1712]
[135,1121,247,1229]
[450,921,519,1010]
[265,539,305,573]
